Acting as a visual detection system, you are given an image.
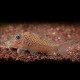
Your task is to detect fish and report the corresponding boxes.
[4,32,60,55]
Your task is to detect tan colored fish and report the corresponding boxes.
[4,32,60,55]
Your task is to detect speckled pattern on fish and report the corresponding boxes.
[4,32,60,55]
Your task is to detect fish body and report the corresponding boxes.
[4,32,60,55]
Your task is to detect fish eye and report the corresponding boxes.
[16,35,21,40]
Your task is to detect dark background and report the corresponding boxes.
[0,7,80,23]
[0,13,79,23]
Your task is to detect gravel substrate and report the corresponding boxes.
[0,23,80,63]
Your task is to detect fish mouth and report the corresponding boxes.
[0,41,8,48]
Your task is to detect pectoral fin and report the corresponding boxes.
[17,48,30,54]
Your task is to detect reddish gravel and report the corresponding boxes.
[0,23,80,63]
